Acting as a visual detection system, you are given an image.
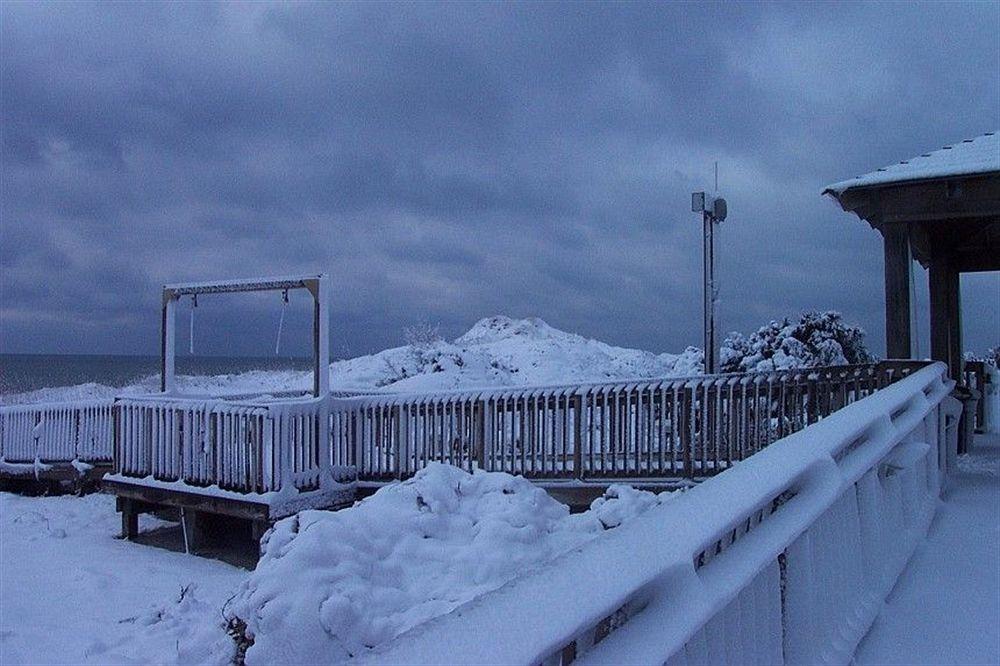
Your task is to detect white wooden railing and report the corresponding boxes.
[0,400,114,467]
[4,362,926,490]
[112,395,341,496]
[332,362,926,481]
[360,362,959,665]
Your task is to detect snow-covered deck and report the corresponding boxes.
[855,431,1000,665]
[2,364,997,664]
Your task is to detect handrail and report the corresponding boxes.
[5,361,931,491]
[0,399,115,466]
[332,361,929,481]
[334,362,897,406]
[112,394,334,498]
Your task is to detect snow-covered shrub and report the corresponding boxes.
[720,311,874,373]
[402,321,443,349]
[966,346,1000,367]
[223,464,668,664]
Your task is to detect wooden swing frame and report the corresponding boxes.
[159,274,330,397]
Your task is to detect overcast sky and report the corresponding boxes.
[2,1,998,359]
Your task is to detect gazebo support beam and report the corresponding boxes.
[929,258,962,381]
[881,223,912,359]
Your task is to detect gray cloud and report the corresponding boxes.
[2,1,998,359]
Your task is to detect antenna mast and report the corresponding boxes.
[692,164,729,374]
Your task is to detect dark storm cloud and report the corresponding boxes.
[2,1,998,358]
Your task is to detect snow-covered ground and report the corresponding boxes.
[0,467,667,665]
[854,432,1000,665]
[0,493,243,665]
[3,316,702,404]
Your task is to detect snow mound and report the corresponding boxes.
[223,463,670,663]
[330,315,703,392]
[3,316,702,404]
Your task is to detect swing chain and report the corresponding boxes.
[275,290,289,356]
[189,294,198,355]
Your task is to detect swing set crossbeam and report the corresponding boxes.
[162,275,324,300]
[160,274,330,397]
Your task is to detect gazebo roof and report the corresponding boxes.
[823,132,1000,273]
[823,132,999,196]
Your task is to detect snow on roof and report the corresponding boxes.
[824,132,1000,196]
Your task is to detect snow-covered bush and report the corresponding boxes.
[402,321,443,349]
[720,311,874,373]
[223,464,668,663]
[966,346,1000,367]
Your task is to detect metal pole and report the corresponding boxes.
[703,212,716,374]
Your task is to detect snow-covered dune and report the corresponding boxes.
[4,316,703,404]
[331,315,702,392]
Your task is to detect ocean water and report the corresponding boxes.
[0,353,313,396]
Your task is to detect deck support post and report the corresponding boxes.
[573,394,584,480]
[120,497,139,540]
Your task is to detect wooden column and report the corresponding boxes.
[949,270,963,382]
[160,291,177,393]
[881,223,912,359]
[929,256,962,381]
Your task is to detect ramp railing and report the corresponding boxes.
[360,361,958,666]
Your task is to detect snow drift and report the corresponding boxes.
[223,463,668,664]
[3,316,703,404]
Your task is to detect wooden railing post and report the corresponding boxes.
[393,404,402,480]
[682,384,694,478]
[477,397,488,472]
[574,393,584,480]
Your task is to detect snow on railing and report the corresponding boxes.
[112,394,344,497]
[0,400,114,471]
[3,361,926,490]
[332,361,926,481]
[359,362,959,666]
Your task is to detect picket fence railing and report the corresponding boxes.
[112,395,334,495]
[0,400,114,466]
[4,361,928,491]
[334,361,927,481]
[361,361,959,666]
